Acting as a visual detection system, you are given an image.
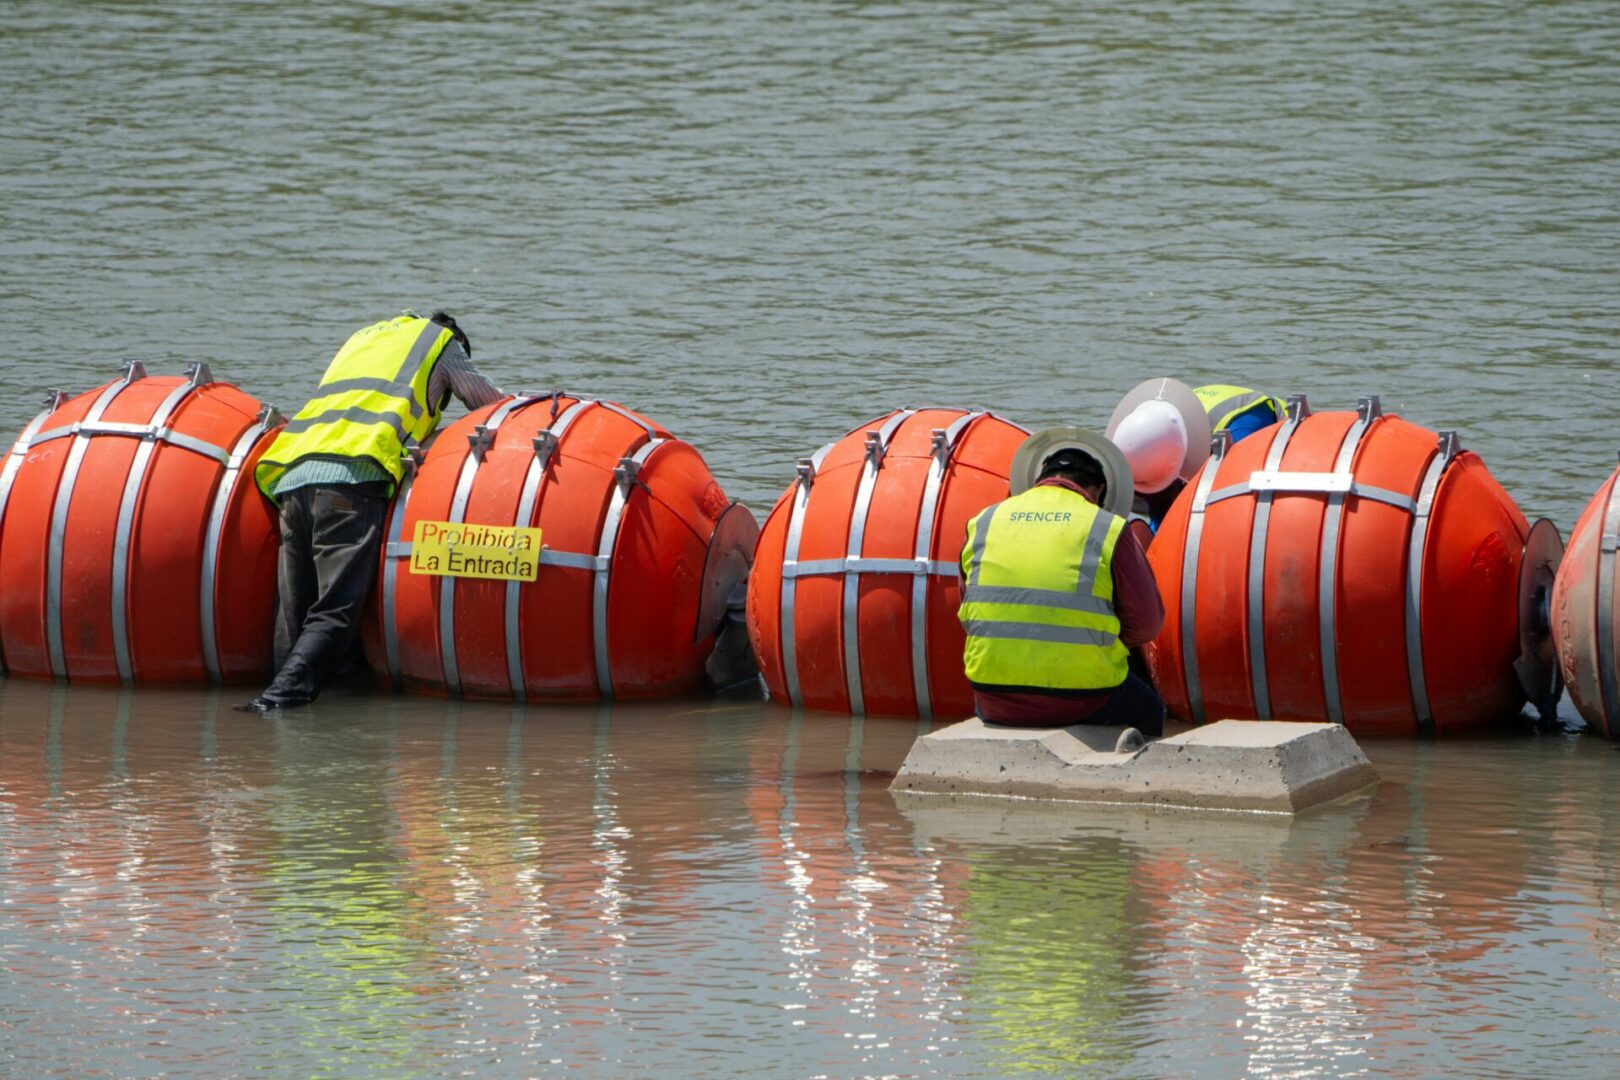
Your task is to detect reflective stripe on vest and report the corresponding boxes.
[1195,384,1286,433]
[957,485,1129,691]
[254,316,452,501]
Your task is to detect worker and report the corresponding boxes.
[237,311,504,713]
[958,428,1166,736]
[1106,378,1287,530]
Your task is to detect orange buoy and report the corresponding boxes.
[745,407,1028,719]
[365,392,752,700]
[1145,395,1557,735]
[1550,463,1620,736]
[0,362,283,683]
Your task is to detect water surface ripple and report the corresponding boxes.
[3,0,1617,524]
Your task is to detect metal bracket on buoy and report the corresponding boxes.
[119,359,148,382]
[613,455,644,495]
[1284,394,1312,422]
[795,456,817,489]
[1357,395,1383,422]
[186,362,214,387]
[467,424,495,463]
[400,446,426,479]
[532,429,560,470]
[42,389,66,412]
[1437,429,1461,463]
[864,429,885,466]
[257,403,284,428]
[929,428,949,461]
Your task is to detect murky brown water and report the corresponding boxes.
[5,0,1620,1074]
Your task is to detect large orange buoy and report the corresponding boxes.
[0,363,283,683]
[746,407,1028,719]
[1550,462,1620,737]
[366,391,753,700]
[1145,396,1559,735]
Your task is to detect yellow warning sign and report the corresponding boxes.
[409,519,541,582]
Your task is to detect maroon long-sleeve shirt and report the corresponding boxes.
[970,477,1165,725]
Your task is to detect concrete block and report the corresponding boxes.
[890,718,1379,814]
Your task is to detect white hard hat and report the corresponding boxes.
[1105,377,1213,495]
[1113,399,1189,494]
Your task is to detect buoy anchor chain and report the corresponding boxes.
[1515,517,1566,730]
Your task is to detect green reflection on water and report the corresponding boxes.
[261,712,438,1072]
[960,839,1142,1075]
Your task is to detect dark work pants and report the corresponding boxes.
[264,482,389,705]
[1084,674,1167,737]
[975,673,1167,738]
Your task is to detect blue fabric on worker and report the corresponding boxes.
[1224,404,1278,444]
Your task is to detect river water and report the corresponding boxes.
[3,0,1620,1075]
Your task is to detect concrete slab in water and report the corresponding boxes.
[890,718,1379,814]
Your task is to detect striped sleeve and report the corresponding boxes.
[428,339,505,411]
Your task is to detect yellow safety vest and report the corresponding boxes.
[1194,384,1287,433]
[255,315,455,501]
[958,484,1129,691]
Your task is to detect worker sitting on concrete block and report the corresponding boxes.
[1107,377,1286,531]
[958,427,1167,736]
[238,311,503,713]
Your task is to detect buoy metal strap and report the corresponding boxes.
[841,409,917,716]
[381,444,425,685]
[438,396,541,695]
[504,397,597,700]
[779,442,834,708]
[1242,394,1310,720]
[47,362,145,678]
[909,411,986,718]
[594,436,668,698]
[1595,470,1620,735]
[111,369,210,683]
[785,557,959,579]
[1403,430,1461,734]
[200,403,282,683]
[0,390,67,676]
[1317,396,1384,725]
[1179,427,1232,726]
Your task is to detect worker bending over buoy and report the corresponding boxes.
[957,428,1167,736]
[238,311,503,713]
[1107,377,1286,530]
